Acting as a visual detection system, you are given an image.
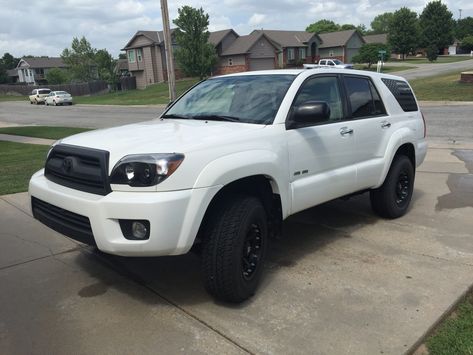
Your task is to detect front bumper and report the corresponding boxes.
[29,170,220,256]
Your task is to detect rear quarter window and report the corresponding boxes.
[381,78,418,112]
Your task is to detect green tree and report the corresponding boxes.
[340,24,356,31]
[460,35,473,52]
[61,36,97,82]
[46,68,69,84]
[95,49,117,86]
[388,8,419,60]
[419,1,454,61]
[173,6,217,79]
[0,64,7,84]
[306,19,340,33]
[455,17,473,40]
[1,53,19,69]
[352,43,391,68]
[370,12,394,34]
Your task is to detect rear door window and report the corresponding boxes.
[344,76,386,118]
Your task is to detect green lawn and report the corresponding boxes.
[0,141,49,195]
[426,294,473,355]
[0,126,92,140]
[354,65,416,73]
[0,95,27,102]
[410,69,473,101]
[394,56,473,64]
[75,78,200,105]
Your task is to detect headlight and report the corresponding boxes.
[110,153,184,187]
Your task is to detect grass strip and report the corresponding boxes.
[0,141,49,195]
[426,294,473,354]
[74,78,199,105]
[410,69,473,101]
[0,126,92,140]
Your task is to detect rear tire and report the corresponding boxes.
[370,155,414,219]
[202,195,268,303]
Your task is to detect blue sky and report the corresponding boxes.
[0,0,469,58]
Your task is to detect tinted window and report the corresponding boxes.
[293,76,343,122]
[381,78,418,112]
[165,75,295,125]
[38,89,51,95]
[344,76,385,118]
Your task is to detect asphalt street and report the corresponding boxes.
[0,101,471,143]
[393,58,473,80]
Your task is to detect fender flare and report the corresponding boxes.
[193,150,291,218]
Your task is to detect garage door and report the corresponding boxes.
[249,58,275,71]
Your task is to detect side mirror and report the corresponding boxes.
[289,101,331,128]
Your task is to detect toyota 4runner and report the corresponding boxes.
[29,69,427,303]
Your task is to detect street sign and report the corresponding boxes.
[378,50,387,54]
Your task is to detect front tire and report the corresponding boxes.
[370,155,414,219]
[202,195,268,303]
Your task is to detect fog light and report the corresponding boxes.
[132,221,147,239]
[119,219,150,240]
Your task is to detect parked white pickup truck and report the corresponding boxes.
[29,69,427,303]
[303,58,354,69]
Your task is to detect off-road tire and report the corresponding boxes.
[202,195,268,303]
[370,155,414,219]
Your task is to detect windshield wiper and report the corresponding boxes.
[192,114,241,122]
[161,113,193,119]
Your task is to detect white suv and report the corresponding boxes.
[29,69,427,303]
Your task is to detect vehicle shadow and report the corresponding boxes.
[76,190,423,308]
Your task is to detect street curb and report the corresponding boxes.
[419,101,473,106]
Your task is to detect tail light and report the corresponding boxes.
[421,111,426,138]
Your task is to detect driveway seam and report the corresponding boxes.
[84,248,254,355]
[0,247,81,272]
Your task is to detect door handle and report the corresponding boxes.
[340,127,354,136]
[381,121,391,129]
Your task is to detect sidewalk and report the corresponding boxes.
[0,133,54,145]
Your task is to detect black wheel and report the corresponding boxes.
[370,155,414,219]
[53,100,57,106]
[46,101,49,106]
[30,101,33,104]
[202,195,268,303]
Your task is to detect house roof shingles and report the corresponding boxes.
[209,29,238,46]
[220,32,270,56]
[363,33,388,44]
[318,29,360,48]
[252,30,315,47]
[18,57,66,69]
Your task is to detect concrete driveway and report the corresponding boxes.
[1,116,473,353]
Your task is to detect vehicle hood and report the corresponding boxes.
[58,119,266,166]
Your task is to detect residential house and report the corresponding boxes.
[251,30,322,67]
[212,31,279,74]
[6,68,19,83]
[122,29,184,89]
[16,57,67,85]
[318,30,365,62]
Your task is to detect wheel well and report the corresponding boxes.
[395,143,415,168]
[197,175,283,243]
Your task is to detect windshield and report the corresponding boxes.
[164,75,295,125]
[38,89,51,95]
[56,91,69,95]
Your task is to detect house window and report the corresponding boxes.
[288,48,295,61]
[329,50,334,57]
[228,58,233,66]
[137,48,142,62]
[128,49,136,63]
[298,48,306,60]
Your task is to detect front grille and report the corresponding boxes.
[45,144,111,195]
[32,197,96,245]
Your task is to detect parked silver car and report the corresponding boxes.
[45,91,73,106]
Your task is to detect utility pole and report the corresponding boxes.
[459,8,462,20]
[160,0,176,101]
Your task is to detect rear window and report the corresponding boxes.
[381,78,418,112]
[38,89,51,95]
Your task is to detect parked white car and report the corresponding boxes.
[29,69,427,303]
[29,88,51,104]
[45,91,73,106]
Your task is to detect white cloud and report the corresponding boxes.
[0,0,471,58]
[248,13,268,26]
